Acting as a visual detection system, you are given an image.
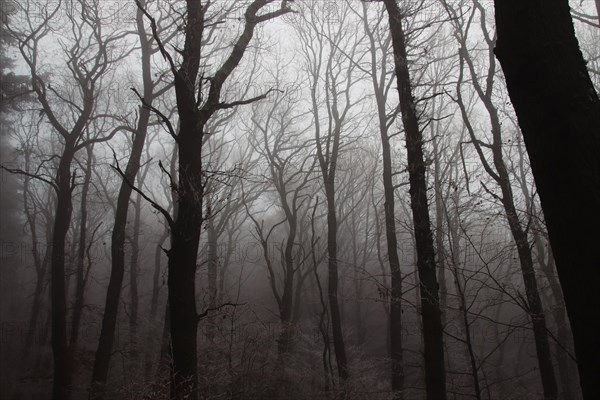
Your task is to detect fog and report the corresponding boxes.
[1,1,598,399]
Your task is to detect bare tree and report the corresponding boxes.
[356,2,408,395]
[4,2,131,397]
[383,1,446,398]
[294,0,366,383]
[443,2,559,397]
[493,2,600,397]
[245,87,316,356]
[133,1,293,398]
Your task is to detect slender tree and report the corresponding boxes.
[4,2,130,397]
[444,2,558,397]
[383,1,446,398]
[358,3,406,395]
[89,1,170,396]
[246,88,316,355]
[295,1,366,382]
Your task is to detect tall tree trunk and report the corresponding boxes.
[324,181,349,382]
[498,160,557,400]
[89,4,154,397]
[151,231,169,321]
[279,199,298,356]
[431,91,448,321]
[205,211,218,344]
[447,212,482,400]
[128,191,142,369]
[23,149,51,351]
[163,2,290,397]
[540,246,576,400]
[517,136,575,400]
[145,229,169,380]
[69,144,93,355]
[166,129,203,399]
[493,2,600,398]
[453,9,558,394]
[362,5,405,392]
[383,2,446,399]
[166,3,204,393]
[51,143,76,400]
[383,141,405,399]
[157,302,172,386]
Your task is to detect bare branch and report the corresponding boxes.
[0,164,58,192]
[131,88,178,140]
[110,149,174,228]
[197,302,245,321]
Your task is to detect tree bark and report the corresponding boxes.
[494,2,600,398]
[383,1,446,399]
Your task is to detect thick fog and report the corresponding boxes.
[1,1,599,399]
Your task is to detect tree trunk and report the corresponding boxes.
[453,265,482,400]
[384,2,446,399]
[145,229,169,380]
[540,247,576,400]
[205,213,218,344]
[166,129,203,398]
[501,176,557,400]
[454,13,558,396]
[23,152,51,351]
[128,191,142,371]
[89,4,154,398]
[363,6,405,392]
[516,134,576,400]
[279,202,297,356]
[69,144,93,355]
[493,2,600,398]
[50,143,76,400]
[324,182,349,382]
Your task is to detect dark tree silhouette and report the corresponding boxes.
[89,2,166,397]
[383,1,446,399]
[360,4,404,395]
[494,1,600,399]
[136,1,292,398]
[4,3,130,398]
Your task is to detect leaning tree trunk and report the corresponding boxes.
[89,4,155,398]
[383,1,446,399]
[363,7,405,392]
[493,2,600,399]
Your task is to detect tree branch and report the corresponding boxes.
[197,302,245,321]
[110,149,174,228]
